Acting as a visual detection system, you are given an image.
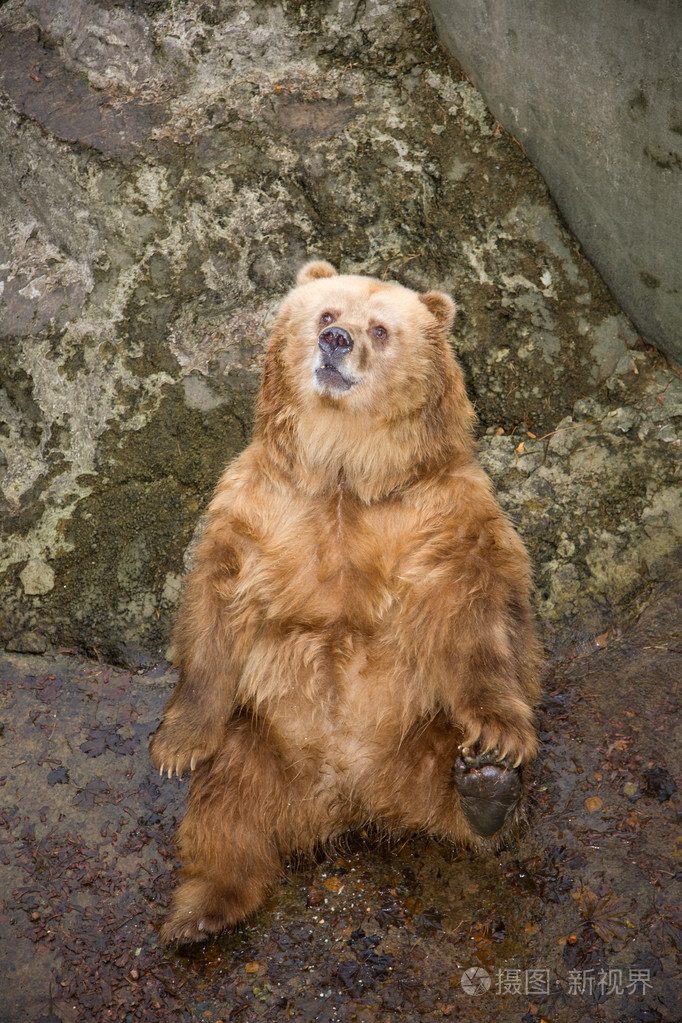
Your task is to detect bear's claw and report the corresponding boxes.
[156,752,200,780]
[453,746,522,838]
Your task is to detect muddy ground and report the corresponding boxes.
[1,573,679,1023]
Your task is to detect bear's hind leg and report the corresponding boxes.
[160,716,288,944]
[160,844,281,944]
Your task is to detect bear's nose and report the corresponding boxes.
[318,326,353,359]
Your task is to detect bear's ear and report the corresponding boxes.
[419,290,457,332]
[296,260,338,286]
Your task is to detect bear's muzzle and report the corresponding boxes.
[316,326,355,391]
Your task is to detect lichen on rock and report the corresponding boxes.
[0,0,679,663]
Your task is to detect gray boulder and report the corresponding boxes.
[429,0,682,365]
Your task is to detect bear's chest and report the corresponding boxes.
[243,486,411,632]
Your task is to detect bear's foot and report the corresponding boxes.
[453,747,522,839]
[159,878,256,945]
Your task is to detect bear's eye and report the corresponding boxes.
[372,324,388,344]
[320,311,335,326]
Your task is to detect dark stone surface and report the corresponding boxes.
[0,574,679,1021]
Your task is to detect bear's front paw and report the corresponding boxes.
[149,719,219,779]
[453,747,522,838]
[458,707,538,769]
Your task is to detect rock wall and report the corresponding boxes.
[1,0,680,664]
[428,0,682,366]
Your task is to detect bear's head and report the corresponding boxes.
[257,261,475,499]
[284,261,457,415]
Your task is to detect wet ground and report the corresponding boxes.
[0,575,680,1023]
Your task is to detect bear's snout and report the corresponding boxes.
[318,326,353,360]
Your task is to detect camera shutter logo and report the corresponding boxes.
[461,967,491,995]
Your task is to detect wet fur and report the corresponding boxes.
[150,261,542,943]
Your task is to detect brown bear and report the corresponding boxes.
[149,260,541,944]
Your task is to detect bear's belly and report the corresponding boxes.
[236,623,420,790]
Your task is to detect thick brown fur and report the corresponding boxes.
[150,261,542,943]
